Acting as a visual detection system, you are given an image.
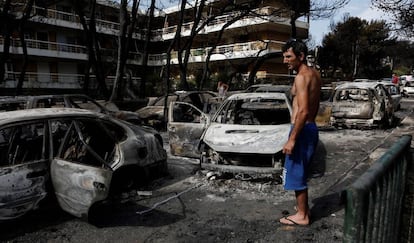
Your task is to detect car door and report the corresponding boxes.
[387,85,402,110]
[0,121,49,220]
[376,85,394,118]
[50,119,114,218]
[167,102,209,158]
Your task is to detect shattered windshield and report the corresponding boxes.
[335,88,371,102]
[213,98,290,125]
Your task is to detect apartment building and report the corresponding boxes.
[0,0,309,96]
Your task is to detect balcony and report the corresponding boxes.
[0,37,88,60]
[2,71,84,89]
[1,72,140,90]
[1,35,282,66]
[153,6,309,40]
[11,4,306,42]
[148,40,284,65]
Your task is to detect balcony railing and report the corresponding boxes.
[2,72,140,89]
[2,71,84,89]
[26,4,121,32]
[11,3,306,41]
[154,6,308,39]
[1,35,281,66]
[0,37,87,55]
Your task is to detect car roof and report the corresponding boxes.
[174,90,216,94]
[226,92,289,100]
[0,108,101,125]
[254,85,291,92]
[335,81,382,90]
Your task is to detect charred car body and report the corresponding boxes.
[136,91,217,130]
[0,108,167,220]
[168,92,292,176]
[330,82,394,128]
[0,94,142,125]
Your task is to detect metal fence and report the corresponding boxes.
[343,135,413,242]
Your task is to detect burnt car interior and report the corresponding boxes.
[59,119,124,168]
[336,89,371,101]
[0,122,46,166]
[36,98,66,108]
[216,98,291,125]
[172,104,202,123]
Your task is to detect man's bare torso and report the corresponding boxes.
[290,66,321,124]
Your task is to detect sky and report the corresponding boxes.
[309,0,389,45]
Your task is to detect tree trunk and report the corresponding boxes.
[0,0,13,83]
[139,0,155,98]
[15,0,35,95]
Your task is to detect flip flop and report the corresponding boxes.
[279,216,309,226]
[293,206,312,219]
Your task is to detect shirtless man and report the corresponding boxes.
[279,39,321,226]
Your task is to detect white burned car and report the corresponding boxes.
[167,93,292,176]
[0,108,167,220]
[330,82,394,128]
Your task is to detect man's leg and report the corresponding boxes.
[295,189,310,218]
[280,189,310,225]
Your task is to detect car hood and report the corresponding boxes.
[202,123,290,154]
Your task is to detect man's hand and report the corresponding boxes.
[283,140,295,155]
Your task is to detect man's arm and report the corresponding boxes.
[283,74,310,155]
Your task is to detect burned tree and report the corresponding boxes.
[110,0,141,101]
[0,0,14,84]
[0,0,45,94]
[70,0,109,98]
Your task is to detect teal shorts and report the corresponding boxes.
[282,123,319,190]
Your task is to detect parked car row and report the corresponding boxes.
[0,94,142,125]
[165,81,404,178]
[0,80,404,220]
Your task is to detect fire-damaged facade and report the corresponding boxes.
[0,108,167,220]
[168,92,292,176]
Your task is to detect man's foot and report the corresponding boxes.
[279,214,310,226]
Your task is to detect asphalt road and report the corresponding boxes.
[1,98,413,243]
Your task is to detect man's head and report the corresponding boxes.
[282,39,308,71]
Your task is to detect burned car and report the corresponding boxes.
[330,82,394,128]
[0,94,142,125]
[0,108,167,220]
[136,91,217,130]
[315,86,334,128]
[168,92,292,176]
